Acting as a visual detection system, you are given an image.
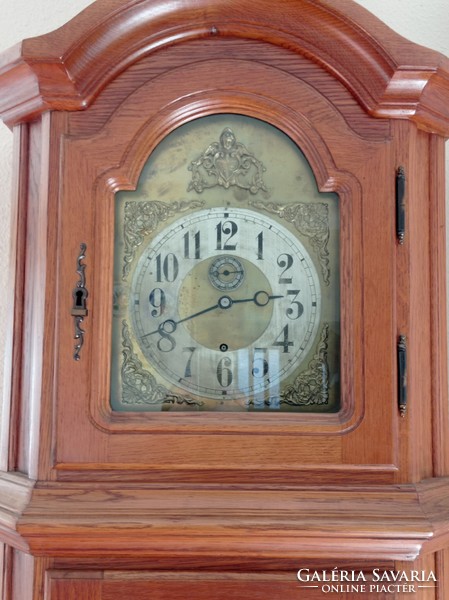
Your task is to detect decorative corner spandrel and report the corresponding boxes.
[121,320,204,408]
[122,199,204,279]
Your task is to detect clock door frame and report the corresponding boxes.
[42,39,403,486]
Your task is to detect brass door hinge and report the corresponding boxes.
[396,166,406,244]
[398,335,407,417]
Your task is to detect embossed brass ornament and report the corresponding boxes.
[188,127,267,194]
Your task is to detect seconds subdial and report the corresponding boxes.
[208,256,245,291]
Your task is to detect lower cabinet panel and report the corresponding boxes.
[49,580,102,600]
[48,573,402,600]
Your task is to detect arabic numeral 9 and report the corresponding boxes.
[149,288,166,317]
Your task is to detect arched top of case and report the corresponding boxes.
[1,0,449,134]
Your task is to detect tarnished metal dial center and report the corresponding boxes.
[208,255,245,291]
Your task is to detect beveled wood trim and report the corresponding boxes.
[53,464,398,486]
[435,548,449,600]
[0,471,34,553]
[0,543,13,600]
[429,135,449,477]
[0,0,449,133]
[18,478,449,562]
[16,116,53,480]
[1,124,29,473]
[67,37,392,142]
[415,478,449,554]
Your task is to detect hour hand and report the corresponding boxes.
[232,290,283,307]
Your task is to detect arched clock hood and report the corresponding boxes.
[0,0,449,133]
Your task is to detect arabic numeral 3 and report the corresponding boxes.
[286,290,304,320]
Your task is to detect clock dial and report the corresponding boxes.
[110,113,340,412]
[131,208,320,401]
[208,256,245,291]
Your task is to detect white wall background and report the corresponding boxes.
[0,0,448,404]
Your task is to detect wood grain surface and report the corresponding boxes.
[1,1,449,598]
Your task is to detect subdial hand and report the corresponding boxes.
[210,268,244,276]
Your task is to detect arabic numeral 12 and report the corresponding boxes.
[216,220,238,251]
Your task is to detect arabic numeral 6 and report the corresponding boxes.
[217,356,233,387]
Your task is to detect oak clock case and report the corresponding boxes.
[111,114,340,413]
[4,2,449,600]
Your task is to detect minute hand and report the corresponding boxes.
[176,303,220,325]
[141,302,220,339]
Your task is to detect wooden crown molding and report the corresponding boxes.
[0,0,449,133]
[16,478,449,563]
[0,471,34,553]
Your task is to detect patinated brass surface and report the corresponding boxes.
[111,115,340,412]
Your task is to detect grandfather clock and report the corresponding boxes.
[1,0,449,598]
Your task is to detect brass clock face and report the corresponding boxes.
[131,207,321,403]
[111,114,340,412]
